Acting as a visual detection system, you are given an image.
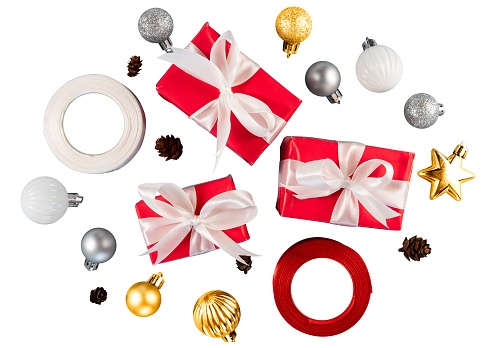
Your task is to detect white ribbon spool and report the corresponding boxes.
[44,74,146,173]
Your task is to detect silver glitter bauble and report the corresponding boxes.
[138,8,174,49]
[81,228,117,271]
[404,93,445,129]
[305,61,342,104]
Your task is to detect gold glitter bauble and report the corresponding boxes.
[193,290,241,342]
[275,7,312,57]
[417,142,475,201]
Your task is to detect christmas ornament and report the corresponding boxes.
[193,290,241,342]
[398,236,431,261]
[418,142,475,201]
[138,8,174,53]
[21,176,83,224]
[305,61,342,104]
[155,134,183,160]
[127,55,142,77]
[273,237,372,337]
[355,37,403,93]
[90,287,107,305]
[81,228,117,271]
[404,93,445,129]
[126,272,164,317]
[236,255,252,274]
[44,74,146,174]
[275,7,312,58]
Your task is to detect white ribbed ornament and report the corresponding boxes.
[21,176,83,224]
[355,38,403,93]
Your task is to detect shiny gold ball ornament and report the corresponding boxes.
[275,7,312,58]
[126,272,165,317]
[193,290,241,342]
[418,142,475,201]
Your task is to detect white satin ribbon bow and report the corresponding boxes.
[280,142,410,227]
[160,31,280,166]
[138,183,258,265]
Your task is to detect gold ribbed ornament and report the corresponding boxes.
[193,290,241,342]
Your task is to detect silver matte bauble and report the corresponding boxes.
[81,228,117,271]
[404,93,445,129]
[305,61,342,104]
[138,8,174,52]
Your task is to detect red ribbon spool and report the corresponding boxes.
[273,237,372,336]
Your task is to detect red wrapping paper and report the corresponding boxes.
[276,136,415,230]
[135,175,250,265]
[156,23,302,165]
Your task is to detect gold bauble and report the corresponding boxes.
[275,7,312,57]
[418,142,475,201]
[126,272,164,317]
[193,290,241,342]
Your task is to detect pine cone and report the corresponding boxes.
[398,236,431,261]
[90,287,107,305]
[236,255,252,274]
[127,55,142,77]
[155,135,183,160]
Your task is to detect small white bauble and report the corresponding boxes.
[355,38,403,93]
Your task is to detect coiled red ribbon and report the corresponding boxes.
[273,237,372,336]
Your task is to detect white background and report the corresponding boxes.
[1,0,495,347]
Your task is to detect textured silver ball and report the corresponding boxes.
[404,93,445,129]
[138,8,174,43]
[305,61,341,96]
[81,228,117,263]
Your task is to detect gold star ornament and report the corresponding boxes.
[418,142,475,201]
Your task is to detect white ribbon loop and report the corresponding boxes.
[138,183,258,265]
[280,142,410,228]
[159,31,277,165]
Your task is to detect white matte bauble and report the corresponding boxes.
[21,176,83,224]
[355,38,403,93]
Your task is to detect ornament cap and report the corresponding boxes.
[453,142,468,159]
[326,89,342,104]
[148,272,165,289]
[222,331,237,342]
[84,259,99,271]
[438,103,445,116]
[68,193,83,207]
[362,37,377,50]
[159,37,173,53]
[283,41,300,58]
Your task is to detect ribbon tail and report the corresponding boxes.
[196,225,258,265]
[331,190,360,227]
[353,187,401,228]
[190,231,217,256]
[214,98,231,168]
[140,223,192,265]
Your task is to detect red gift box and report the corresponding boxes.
[156,23,302,165]
[277,136,415,230]
[136,175,252,265]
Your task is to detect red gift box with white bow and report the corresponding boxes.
[156,23,301,165]
[135,175,257,265]
[277,137,415,230]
